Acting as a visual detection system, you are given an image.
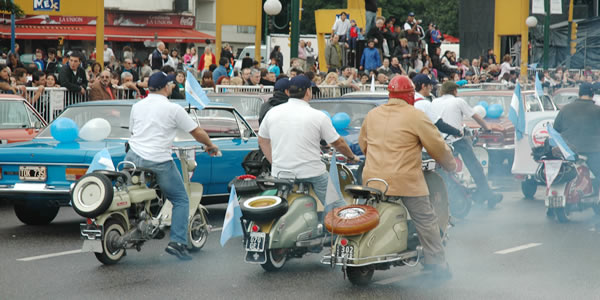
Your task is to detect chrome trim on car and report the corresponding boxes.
[0,162,90,166]
[485,145,515,150]
[0,184,69,194]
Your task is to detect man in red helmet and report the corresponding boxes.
[358,75,456,279]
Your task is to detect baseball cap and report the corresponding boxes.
[412,74,433,87]
[148,72,169,90]
[408,12,415,16]
[274,78,290,91]
[579,82,594,97]
[166,74,177,83]
[289,75,312,90]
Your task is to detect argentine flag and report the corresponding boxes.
[547,124,576,161]
[325,150,343,206]
[508,83,526,141]
[220,185,243,246]
[86,148,115,174]
[185,71,211,110]
[535,71,544,102]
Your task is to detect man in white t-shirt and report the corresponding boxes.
[258,75,359,214]
[103,43,115,66]
[430,81,502,208]
[412,74,461,137]
[126,72,220,260]
[332,12,351,43]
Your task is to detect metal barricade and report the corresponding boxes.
[215,85,274,94]
[359,84,388,92]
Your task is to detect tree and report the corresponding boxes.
[0,0,25,18]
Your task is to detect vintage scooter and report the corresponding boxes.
[239,162,355,271]
[71,146,212,265]
[321,159,450,285]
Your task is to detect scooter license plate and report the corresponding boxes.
[245,232,266,252]
[547,195,564,207]
[336,245,354,259]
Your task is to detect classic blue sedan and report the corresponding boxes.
[0,100,257,225]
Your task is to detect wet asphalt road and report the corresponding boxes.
[2,176,600,300]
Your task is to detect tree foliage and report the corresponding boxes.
[297,0,458,36]
[0,0,25,18]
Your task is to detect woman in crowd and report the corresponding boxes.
[170,49,180,70]
[45,74,60,88]
[175,71,185,95]
[201,71,215,90]
[0,65,19,94]
[269,46,284,74]
[393,38,411,71]
[7,53,25,71]
[88,62,103,83]
[199,47,216,73]
[217,76,230,85]
[229,77,243,86]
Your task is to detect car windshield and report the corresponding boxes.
[0,100,32,129]
[208,95,262,120]
[461,95,512,117]
[309,102,376,128]
[553,92,578,108]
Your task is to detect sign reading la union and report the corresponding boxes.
[33,0,60,12]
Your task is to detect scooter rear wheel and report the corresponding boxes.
[95,218,126,265]
[346,266,374,286]
[555,207,570,223]
[188,210,209,252]
[447,179,471,219]
[261,248,287,272]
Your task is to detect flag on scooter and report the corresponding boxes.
[325,150,343,206]
[86,148,115,174]
[220,185,243,246]
[185,70,210,110]
[547,124,576,161]
[508,82,526,141]
[370,74,375,92]
[535,71,544,102]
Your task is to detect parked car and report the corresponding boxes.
[552,87,578,109]
[0,100,257,225]
[207,93,270,131]
[458,89,558,171]
[0,94,47,144]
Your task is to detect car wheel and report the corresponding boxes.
[241,196,288,222]
[71,173,114,218]
[521,179,537,200]
[14,202,60,225]
[325,205,379,235]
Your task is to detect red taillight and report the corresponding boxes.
[252,225,259,232]
[86,218,93,225]
[340,238,348,246]
[454,157,463,173]
[0,167,2,180]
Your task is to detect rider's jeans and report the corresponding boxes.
[581,152,600,192]
[125,150,189,245]
[297,172,347,216]
[452,137,493,196]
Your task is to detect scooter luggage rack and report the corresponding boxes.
[320,247,422,267]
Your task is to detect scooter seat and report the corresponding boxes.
[256,177,295,190]
[344,184,384,199]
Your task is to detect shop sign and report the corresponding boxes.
[33,0,60,12]
[106,13,195,29]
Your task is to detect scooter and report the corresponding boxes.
[534,142,599,222]
[71,146,212,265]
[321,159,450,286]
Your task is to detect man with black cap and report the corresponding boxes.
[413,74,461,137]
[404,12,421,54]
[431,81,503,208]
[259,78,290,124]
[258,75,359,215]
[554,83,600,193]
[126,72,220,260]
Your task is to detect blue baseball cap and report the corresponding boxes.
[408,12,415,16]
[412,74,433,86]
[148,72,169,90]
[579,83,594,97]
[289,75,312,90]
[274,78,290,91]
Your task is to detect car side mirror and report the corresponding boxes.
[33,121,42,129]
[242,128,252,141]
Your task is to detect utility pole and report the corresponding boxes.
[290,0,300,58]
[566,0,575,69]
[10,0,15,54]
[543,0,550,70]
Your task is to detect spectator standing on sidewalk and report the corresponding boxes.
[151,42,167,70]
[404,12,422,54]
[367,17,392,60]
[325,34,343,71]
[305,41,316,71]
[298,40,308,71]
[199,47,216,73]
[332,12,351,43]
[360,40,381,73]
[59,51,88,98]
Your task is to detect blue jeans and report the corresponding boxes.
[297,172,347,215]
[125,151,189,244]
[365,11,377,35]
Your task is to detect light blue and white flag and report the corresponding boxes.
[325,150,343,206]
[535,71,544,102]
[508,82,526,141]
[220,185,243,246]
[547,124,576,161]
[86,148,115,174]
[185,70,210,110]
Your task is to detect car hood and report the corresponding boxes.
[0,138,126,164]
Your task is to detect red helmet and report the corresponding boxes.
[388,75,416,105]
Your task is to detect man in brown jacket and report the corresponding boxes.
[89,70,116,101]
[359,75,456,279]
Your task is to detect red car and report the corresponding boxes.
[0,94,47,144]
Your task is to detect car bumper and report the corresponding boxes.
[0,183,71,202]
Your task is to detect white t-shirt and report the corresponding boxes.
[103,48,115,63]
[258,98,340,179]
[414,92,440,123]
[129,94,198,162]
[431,94,474,142]
[332,18,351,36]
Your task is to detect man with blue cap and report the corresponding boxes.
[258,75,359,215]
[412,74,461,137]
[258,78,291,124]
[126,72,220,260]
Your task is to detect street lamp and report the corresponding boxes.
[264,0,282,16]
[263,0,300,59]
[526,16,538,28]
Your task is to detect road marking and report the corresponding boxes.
[494,243,542,255]
[17,249,83,262]
[210,227,223,232]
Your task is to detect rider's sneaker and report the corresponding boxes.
[487,193,503,209]
[165,242,192,261]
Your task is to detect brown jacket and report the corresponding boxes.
[89,80,116,101]
[359,99,456,196]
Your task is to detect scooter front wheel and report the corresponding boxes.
[555,207,570,223]
[346,266,374,286]
[95,218,126,265]
[188,210,209,252]
[261,248,287,272]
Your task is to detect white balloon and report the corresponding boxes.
[79,118,112,142]
[473,105,487,118]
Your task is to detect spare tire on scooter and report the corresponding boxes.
[324,205,379,235]
[241,196,288,222]
[228,175,261,196]
[71,173,114,218]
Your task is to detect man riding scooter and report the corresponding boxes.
[430,81,503,207]
[413,74,462,137]
[553,83,600,194]
[126,72,220,260]
[358,75,456,279]
[258,75,360,217]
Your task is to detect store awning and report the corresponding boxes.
[0,25,215,43]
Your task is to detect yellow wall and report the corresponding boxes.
[216,0,262,62]
[494,0,530,76]
[315,8,365,72]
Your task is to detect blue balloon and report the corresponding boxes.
[456,79,468,86]
[486,104,504,119]
[331,112,351,130]
[50,118,79,143]
[477,101,489,110]
[321,110,331,119]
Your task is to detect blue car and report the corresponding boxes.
[0,100,257,225]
